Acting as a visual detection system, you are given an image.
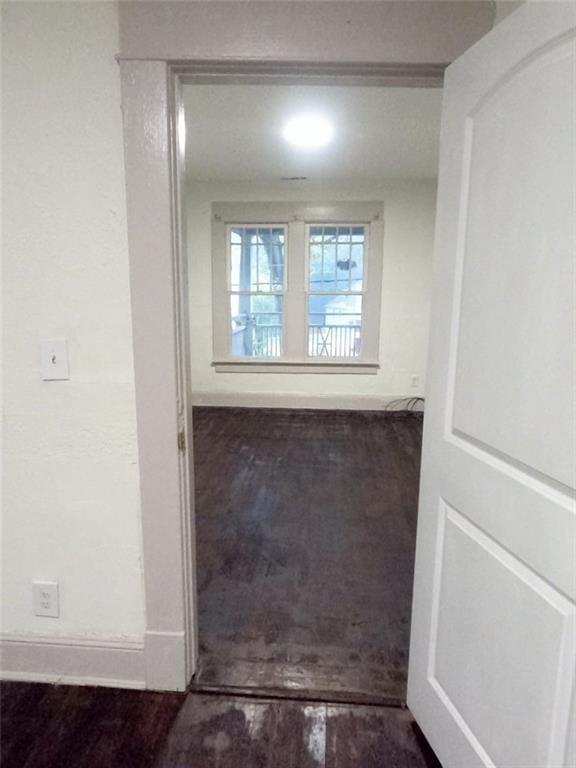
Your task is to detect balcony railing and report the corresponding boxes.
[232,323,282,357]
[232,321,361,359]
[308,324,360,358]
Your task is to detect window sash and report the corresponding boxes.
[226,224,287,294]
[229,292,284,359]
[305,222,369,296]
[225,224,287,359]
[305,223,368,360]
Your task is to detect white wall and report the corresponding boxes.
[493,1,525,25]
[187,179,437,408]
[1,3,145,642]
[119,1,495,64]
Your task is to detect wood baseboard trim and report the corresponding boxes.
[144,629,189,692]
[0,632,146,689]
[191,391,423,411]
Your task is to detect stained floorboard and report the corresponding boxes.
[0,682,184,768]
[156,693,441,768]
[0,683,441,768]
[192,407,423,703]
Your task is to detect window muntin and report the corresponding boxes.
[307,224,366,359]
[230,226,285,292]
[227,225,286,358]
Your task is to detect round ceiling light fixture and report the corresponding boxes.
[282,114,334,148]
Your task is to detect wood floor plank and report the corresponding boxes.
[0,682,184,768]
[325,704,442,768]
[155,693,326,768]
[155,693,441,768]
[192,407,423,702]
[1,685,441,768]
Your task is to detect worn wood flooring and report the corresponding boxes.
[192,407,423,703]
[0,682,441,768]
[0,681,183,768]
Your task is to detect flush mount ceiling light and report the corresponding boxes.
[282,114,334,148]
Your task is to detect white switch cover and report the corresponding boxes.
[41,339,69,380]
[411,374,420,388]
[33,581,59,618]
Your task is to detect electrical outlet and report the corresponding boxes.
[33,581,59,618]
[410,374,420,389]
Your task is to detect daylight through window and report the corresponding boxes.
[229,227,285,358]
[213,203,383,369]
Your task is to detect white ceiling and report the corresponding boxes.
[183,84,442,182]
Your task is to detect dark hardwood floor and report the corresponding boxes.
[192,407,423,704]
[0,683,441,768]
[0,681,184,768]
[156,692,441,768]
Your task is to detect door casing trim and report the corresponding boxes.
[120,58,445,691]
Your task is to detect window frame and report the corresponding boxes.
[211,202,384,373]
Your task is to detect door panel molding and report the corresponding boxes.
[428,500,576,768]
[444,32,576,487]
[449,429,576,500]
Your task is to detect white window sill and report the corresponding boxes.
[212,360,380,375]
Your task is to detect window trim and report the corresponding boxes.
[212,202,384,370]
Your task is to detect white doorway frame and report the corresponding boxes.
[120,59,446,692]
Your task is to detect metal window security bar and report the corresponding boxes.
[229,226,285,358]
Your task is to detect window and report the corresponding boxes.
[229,226,285,358]
[212,203,384,372]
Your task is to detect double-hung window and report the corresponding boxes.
[212,203,383,372]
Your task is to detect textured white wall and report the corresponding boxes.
[493,1,525,25]
[187,179,437,406]
[119,1,495,63]
[1,2,145,638]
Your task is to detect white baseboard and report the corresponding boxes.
[144,629,189,692]
[0,632,146,689]
[191,391,424,411]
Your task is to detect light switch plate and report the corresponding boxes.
[41,338,69,380]
[33,581,59,618]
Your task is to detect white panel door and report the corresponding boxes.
[408,5,576,768]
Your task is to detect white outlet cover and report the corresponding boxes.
[41,338,69,380]
[33,581,59,618]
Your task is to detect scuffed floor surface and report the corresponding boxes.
[193,407,424,703]
[0,683,441,768]
[157,693,441,768]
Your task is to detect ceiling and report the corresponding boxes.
[183,84,442,182]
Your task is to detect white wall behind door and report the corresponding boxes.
[187,179,437,407]
[2,2,145,640]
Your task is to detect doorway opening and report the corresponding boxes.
[182,81,441,704]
